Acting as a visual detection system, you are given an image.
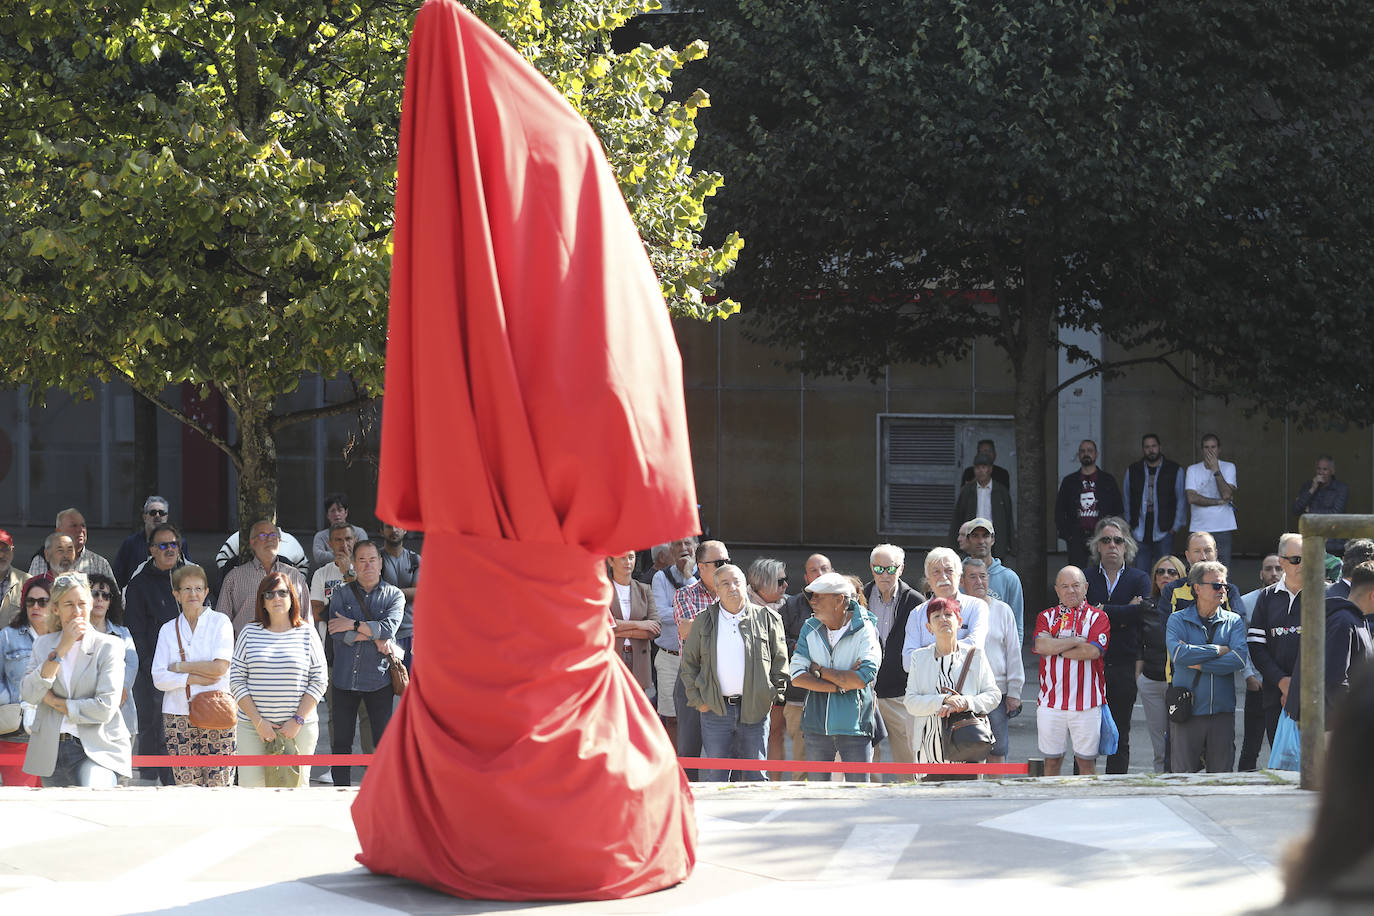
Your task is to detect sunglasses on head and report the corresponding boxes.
[872,564,899,575]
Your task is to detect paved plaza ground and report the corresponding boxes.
[0,775,1310,915]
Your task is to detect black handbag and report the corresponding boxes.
[941,648,995,763]
[1166,644,1194,724]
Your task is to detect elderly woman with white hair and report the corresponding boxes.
[901,547,989,672]
[20,572,132,786]
[788,573,883,780]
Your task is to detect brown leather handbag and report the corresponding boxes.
[174,617,237,730]
[348,582,409,696]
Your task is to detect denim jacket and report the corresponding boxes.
[1,625,36,706]
[326,580,403,692]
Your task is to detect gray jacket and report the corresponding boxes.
[680,600,787,725]
[21,630,132,778]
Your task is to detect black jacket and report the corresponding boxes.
[1086,565,1152,666]
[779,591,812,702]
[1249,582,1305,708]
[124,564,182,674]
[864,578,924,699]
[1283,596,1372,723]
[1054,469,1124,544]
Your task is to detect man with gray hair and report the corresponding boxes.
[777,553,833,773]
[902,547,988,671]
[864,544,922,766]
[636,542,674,585]
[960,557,1023,763]
[1166,559,1247,772]
[217,518,310,636]
[114,496,179,587]
[29,508,114,580]
[1085,516,1151,773]
[1291,454,1349,555]
[1249,532,1307,744]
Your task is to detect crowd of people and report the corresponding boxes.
[0,493,417,787]
[3,430,1372,788]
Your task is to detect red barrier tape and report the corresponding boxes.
[124,753,1027,776]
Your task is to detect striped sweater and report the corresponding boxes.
[229,624,327,724]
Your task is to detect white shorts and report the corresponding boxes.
[1037,705,1101,759]
[654,651,680,717]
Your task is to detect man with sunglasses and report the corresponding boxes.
[1165,560,1248,772]
[1249,533,1308,745]
[1085,517,1151,773]
[124,522,188,784]
[863,544,922,767]
[114,496,181,588]
[670,540,731,774]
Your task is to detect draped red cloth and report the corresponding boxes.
[350,0,700,900]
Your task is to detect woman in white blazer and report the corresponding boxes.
[21,572,132,786]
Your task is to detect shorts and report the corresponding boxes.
[654,650,680,717]
[1037,705,1100,759]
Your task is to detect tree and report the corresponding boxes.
[669,0,1374,609]
[0,0,740,535]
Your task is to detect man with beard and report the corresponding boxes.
[1055,440,1124,570]
[1184,433,1239,567]
[962,518,1026,645]
[1123,433,1188,573]
[379,522,420,670]
[28,509,114,580]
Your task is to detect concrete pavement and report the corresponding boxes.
[0,774,1311,915]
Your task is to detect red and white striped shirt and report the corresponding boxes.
[1034,603,1110,711]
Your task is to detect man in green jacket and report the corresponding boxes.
[681,564,788,782]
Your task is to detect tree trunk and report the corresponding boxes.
[132,391,159,525]
[235,402,279,548]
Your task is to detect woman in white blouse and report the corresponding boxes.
[903,597,1000,765]
[230,572,327,787]
[152,564,235,786]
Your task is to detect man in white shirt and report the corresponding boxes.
[1184,433,1239,567]
[902,547,989,670]
[961,557,1024,763]
[311,523,357,622]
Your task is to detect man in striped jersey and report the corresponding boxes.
[1033,566,1111,776]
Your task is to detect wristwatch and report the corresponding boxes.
[291,714,306,726]
[47,650,59,663]
[353,619,361,631]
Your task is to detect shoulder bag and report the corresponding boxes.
[174,618,237,730]
[940,647,995,763]
[1165,643,1194,724]
[349,582,409,696]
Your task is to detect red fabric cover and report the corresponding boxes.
[351,0,700,900]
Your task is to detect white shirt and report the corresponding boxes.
[976,482,993,522]
[309,562,353,623]
[978,596,1026,696]
[151,610,234,715]
[1185,460,1238,532]
[58,643,81,738]
[714,606,747,697]
[613,581,632,648]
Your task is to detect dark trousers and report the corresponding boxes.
[1104,663,1137,774]
[1238,685,1266,771]
[1170,712,1235,773]
[1264,696,1282,747]
[673,673,701,780]
[1065,534,1092,571]
[134,669,173,785]
[331,684,394,786]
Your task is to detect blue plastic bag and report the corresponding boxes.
[1268,709,1301,770]
[1099,703,1119,757]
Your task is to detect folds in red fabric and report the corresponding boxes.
[353,0,700,900]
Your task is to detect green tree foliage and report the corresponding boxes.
[671,0,1374,605]
[0,0,740,532]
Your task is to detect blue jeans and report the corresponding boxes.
[803,732,872,782]
[987,698,1010,758]
[45,735,118,788]
[673,672,702,780]
[1134,533,1176,573]
[699,704,767,782]
[1211,531,1234,568]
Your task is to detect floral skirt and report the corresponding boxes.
[163,713,236,787]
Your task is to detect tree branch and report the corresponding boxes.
[103,362,241,467]
[270,393,380,431]
[1038,351,1215,409]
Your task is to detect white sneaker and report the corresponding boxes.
[311,769,334,785]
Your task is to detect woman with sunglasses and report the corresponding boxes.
[1136,554,1186,771]
[86,573,138,749]
[229,572,327,786]
[0,578,53,786]
[19,572,132,786]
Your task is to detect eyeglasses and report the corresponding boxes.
[145,509,168,517]
[90,590,112,600]
[1097,536,1126,546]
[1199,581,1228,592]
[153,541,179,552]
[872,564,899,575]
[698,558,731,569]
[178,585,208,594]
[253,531,281,541]
[1281,555,1302,565]
[25,596,50,607]
[262,588,291,600]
